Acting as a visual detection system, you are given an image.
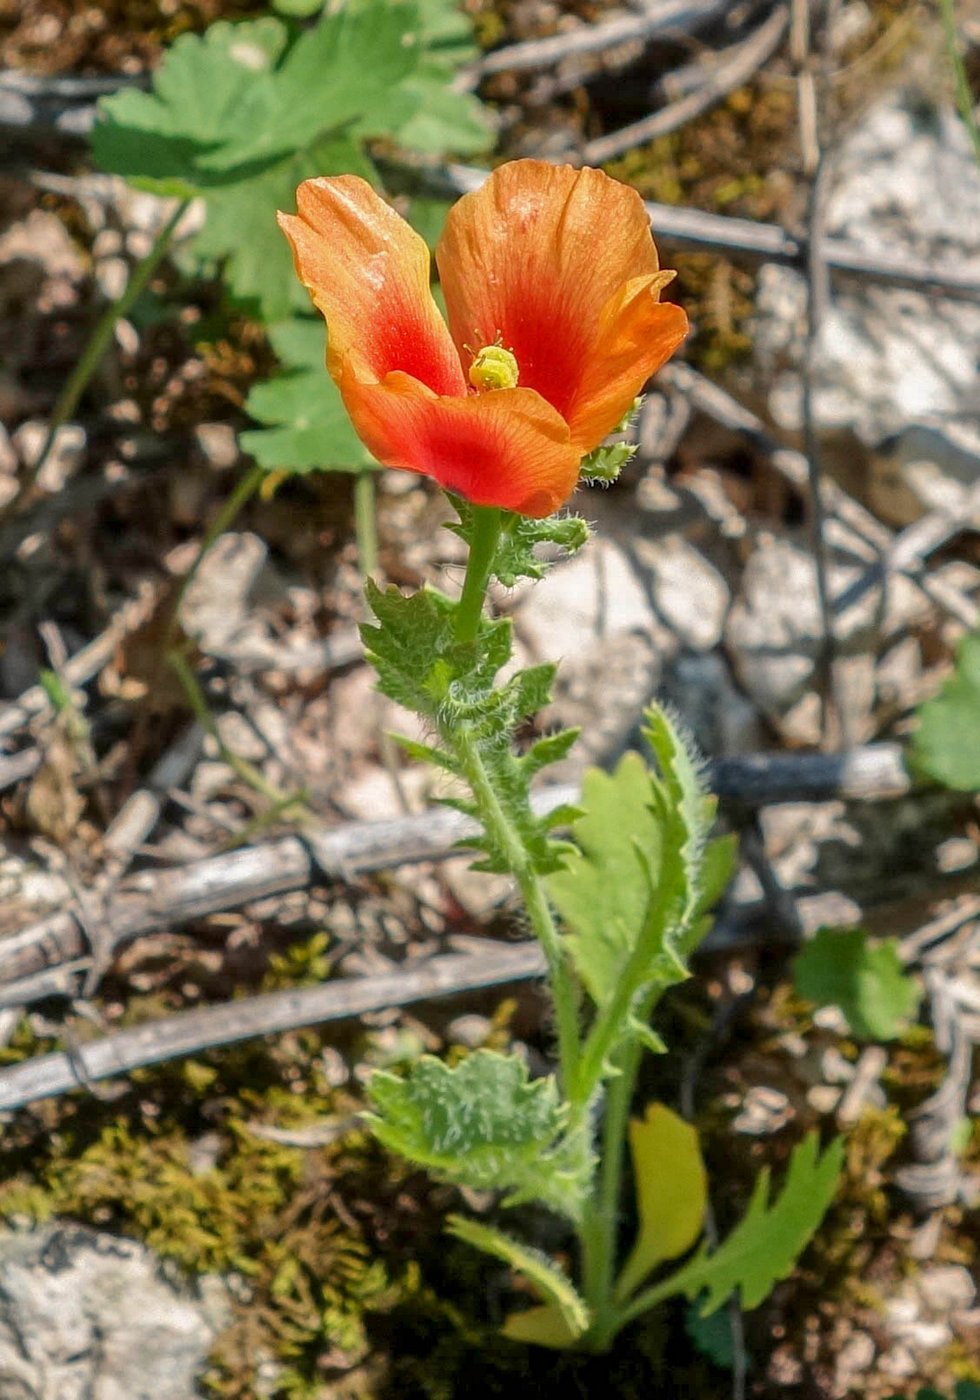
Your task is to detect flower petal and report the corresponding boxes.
[565,278,689,450]
[278,177,465,397]
[335,357,581,517]
[437,160,685,448]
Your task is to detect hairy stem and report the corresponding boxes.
[453,506,502,643]
[353,469,379,577]
[450,722,580,1092]
[27,197,191,495]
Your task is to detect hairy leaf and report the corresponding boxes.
[615,1103,707,1302]
[909,631,980,791]
[663,1134,843,1315]
[794,927,920,1041]
[449,1217,589,1342]
[361,580,577,875]
[365,1052,591,1221]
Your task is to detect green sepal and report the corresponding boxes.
[450,501,591,587]
[579,397,642,485]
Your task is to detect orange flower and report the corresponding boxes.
[278,160,688,518]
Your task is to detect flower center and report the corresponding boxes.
[468,343,519,393]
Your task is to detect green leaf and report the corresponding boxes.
[793,927,920,1041]
[201,2,423,172]
[501,1304,581,1350]
[909,631,980,790]
[365,1051,591,1221]
[91,18,289,194]
[394,68,492,155]
[664,1134,844,1315]
[241,315,376,472]
[361,578,576,875]
[548,750,667,1009]
[187,136,375,321]
[615,1103,707,1302]
[448,1217,589,1342]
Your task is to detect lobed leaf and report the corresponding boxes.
[241,315,376,471]
[909,631,980,791]
[793,927,920,1042]
[365,1052,591,1221]
[663,1133,844,1315]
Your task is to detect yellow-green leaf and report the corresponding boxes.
[615,1103,707,1302]
[502,1304,580,1350]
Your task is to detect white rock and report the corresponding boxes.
[514,536,654,660]
[0,1223,219,1400]
[632,535,730,651]
[751,91,980,448]
[12,420,86,492]
[917,1264,977,1313]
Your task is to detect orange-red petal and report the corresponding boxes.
[436,160,687,450]
[334,357,581,517]
[278,177,465,397]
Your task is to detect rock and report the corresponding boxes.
[194,423,240,472]
[632,535,730,651]
[917,1264,976,1314]
[12,421,87,492]
[0,1222,220,1400]
[512,537,675,773]
[868,421,980,528]
[178,532,277,657]
[751,90,980,457]
[724,534,912,743]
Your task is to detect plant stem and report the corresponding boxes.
[353,469,379,577]
[580,1038,641,1330]
[939,0,980,167]
[27,197,191,494]
[450,722,580,1093]
[453,506,501,643]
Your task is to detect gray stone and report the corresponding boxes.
[632,535,730,652]
[0,1223,219,1400]
[751,91,980,450]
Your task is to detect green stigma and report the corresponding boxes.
[469,343,519,392]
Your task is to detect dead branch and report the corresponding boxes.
[0,744,909,1002]
[582,5,789,164]
[660,362,980,631]
[456,0,732,87]
[0,941,550,1112]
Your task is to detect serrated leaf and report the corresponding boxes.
[448,1216,589,1341]
[664,1134,843,1315]
[241,314,376,470]
[187,136,375,321]
[793,928,920,1041]
[615,1104,707,1302]
[202,2,423,171]
[451,501,591,587]
[547,751,665,1008]
[909,631,980,791]
[91,18,288,194]
[365,1052,590,1221]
